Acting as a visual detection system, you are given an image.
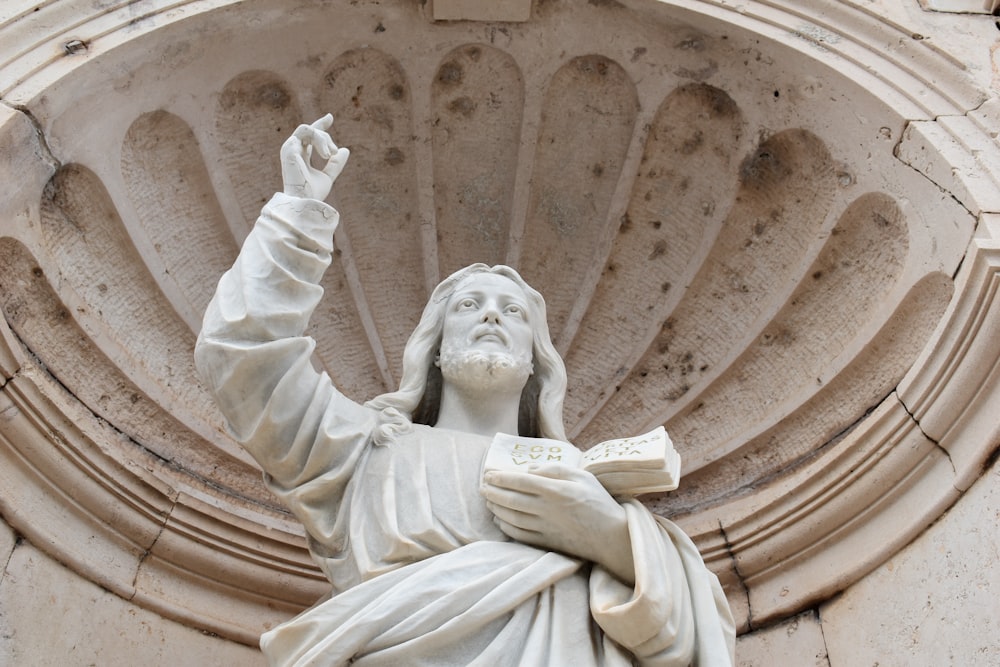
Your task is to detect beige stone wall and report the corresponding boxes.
[736,457,1000,666]
[0,515,263,665]
[2,458,995,664]
[0,0,998,664]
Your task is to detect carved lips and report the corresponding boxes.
[472,324,509,348]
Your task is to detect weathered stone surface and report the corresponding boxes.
[821,460,1000,666]
[0,0,996,661]
[735,611,829,667]
[0,538,264,665]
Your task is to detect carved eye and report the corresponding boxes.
[504,304,525,318]
[457,298,477,310]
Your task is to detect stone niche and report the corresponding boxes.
[0,0,998,657]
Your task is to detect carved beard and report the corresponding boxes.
[436,343,533,393]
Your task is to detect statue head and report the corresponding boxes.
[366,264,567,444]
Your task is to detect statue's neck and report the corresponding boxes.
[434,381,522,438]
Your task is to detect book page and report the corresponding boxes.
[483,429,680,496]
[483,433,582,474]
[581,426,669,474]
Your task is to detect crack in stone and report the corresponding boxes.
[950,253,967,281]
[12,105,61,172]
[0,530,24,589]
[813,606,834,666]
[718,519,753,631]
[662,392,897,518]
[0,317,179,599]
[129,498,176,601]
[893,118,977,222]
[3,300,293,515]
[896,391,939,446]
[896,390,957,480]
[825,392,889,448]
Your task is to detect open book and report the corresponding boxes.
[482,426,681,497]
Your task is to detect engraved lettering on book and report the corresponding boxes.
[483,426,681,497]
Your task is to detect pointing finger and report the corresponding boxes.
[312,113,334,131]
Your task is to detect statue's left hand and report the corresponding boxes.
[481,465,636,585]
[281,114,350,201]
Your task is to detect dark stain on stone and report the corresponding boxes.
[675,36,705,51]
[254,83,290,110]
[577,55,610,77]
[761,328,795,347]
[447,96,476,117]
[680,130,704,155]
[437,61,464,85]
[648,240,667,260]
[389,83,405,100]
[675,83,739,118]
[384,147,404,166]
[675,61,718,82]
[592,163,605,177]
[665,384,690,401]
[656,322,674,354]
[738,134,806,190]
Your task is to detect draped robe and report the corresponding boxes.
[195,194,736,666]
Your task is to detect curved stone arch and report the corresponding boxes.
[0,0,995,645]
[517,54,640,340]
[431,42,525,275]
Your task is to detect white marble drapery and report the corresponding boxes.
[195,194,735,666]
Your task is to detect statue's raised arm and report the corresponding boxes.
[196,117,735,666]
[195,115,376,495]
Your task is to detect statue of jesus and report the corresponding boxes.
[195,115,735,666]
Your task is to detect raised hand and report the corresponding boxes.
[281,114,350,201]
[481,463,636,585]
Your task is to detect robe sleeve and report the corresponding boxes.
[194,193,378,547]
[588,501,736,667]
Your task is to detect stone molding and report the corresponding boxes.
[1,0,997,643]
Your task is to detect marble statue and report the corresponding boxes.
[195,115,736,666]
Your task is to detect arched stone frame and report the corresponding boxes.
[0,0,996,644]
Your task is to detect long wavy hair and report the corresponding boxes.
[364,264,568,445]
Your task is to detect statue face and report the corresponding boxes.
[439,273,534,366]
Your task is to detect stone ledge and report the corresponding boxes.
[432,0,532,22]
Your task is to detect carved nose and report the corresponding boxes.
[482,307,501,323]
